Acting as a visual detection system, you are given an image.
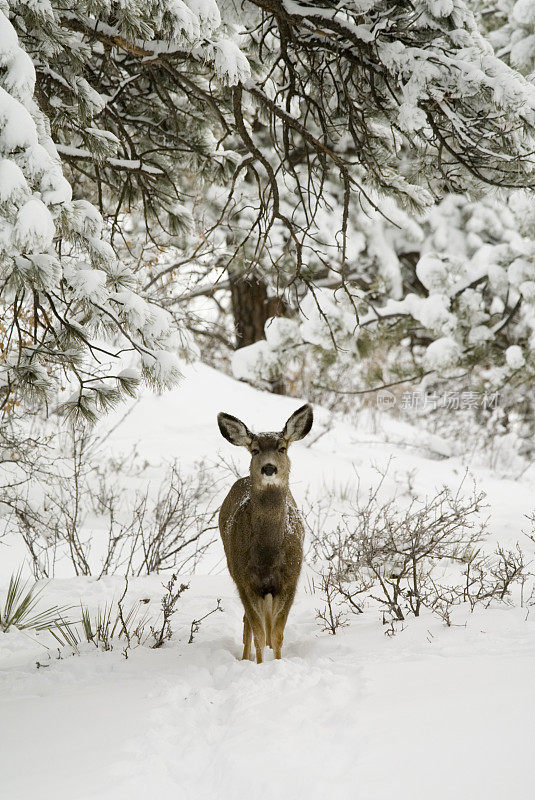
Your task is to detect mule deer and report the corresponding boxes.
[217,404,313,663]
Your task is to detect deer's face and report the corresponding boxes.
[247,433,291,487]
[217,404,313,490]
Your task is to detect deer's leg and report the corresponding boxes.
[239,591,266,664]
[272,590,296,660]
[242,614,252,661]
[264,593,273,649]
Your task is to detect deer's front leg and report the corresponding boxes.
[272,589,296,660]
[239,591,266,663]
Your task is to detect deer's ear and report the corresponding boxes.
[282,404,313,444]
[217,412,253,447]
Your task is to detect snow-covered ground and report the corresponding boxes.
[1,364,534,800]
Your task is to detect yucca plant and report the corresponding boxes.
[0,570,157,652]
[0,569,74,641]
[79,597,152,651]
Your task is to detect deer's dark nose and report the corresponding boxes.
[261,464,277,476]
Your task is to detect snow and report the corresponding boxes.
[2,49,35,104]
[424,336,462,372]
[397,101,427,132]
[505,344,526,369]
[141,348,183,386]
[416,253,448,291]
[403,293,455,332]
[0,158,28,202]
[468,323,492,345]
[210,39,251,86]
[351,0,377,11]
[55,145,165,175]
[0,10,19,60]
[111,289,150,328]
[511,33,535,72]
[1,577,533,800]
[14,197,55,252]
[64,263,108,302]
[1,365,535,800]
[145,303,177,341]
[231,339,278,384]
[264,316,301,349]
[186,0,221,30]
[0,86,37,150]
[117,368,140,381]
[512,0,535,28]
[425,0,454,16]
[69,198,103,237]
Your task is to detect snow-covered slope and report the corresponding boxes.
[1,364,534,800]
[99,362,535,553]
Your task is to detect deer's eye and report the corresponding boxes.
[251,448,260,455]
[278,446,286,453]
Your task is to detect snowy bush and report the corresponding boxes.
[2,425,219,578]
[311,474,532,627]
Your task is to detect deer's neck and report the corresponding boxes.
[249,483,288,544]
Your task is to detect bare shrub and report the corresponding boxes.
[135,463,218,575]
[314,568,349,635]
[151,573,189,648]
[4,425,218,577]
[312,472,532,627]
[0,416,90,578]
[188,598,223,643]
[3,427,104,577]
[91,458,219,577]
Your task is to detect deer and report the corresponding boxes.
[217,404,313,663]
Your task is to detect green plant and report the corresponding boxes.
[0,569,73,638]
[78,583,153,652]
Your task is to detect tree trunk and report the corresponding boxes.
[228,272,286,394]
[229,272,270,349]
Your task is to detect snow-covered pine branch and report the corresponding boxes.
[5,0,535,423]
[0,9,182,419]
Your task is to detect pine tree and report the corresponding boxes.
[142,0,535,351]
[0,6,190,420]
[481,1,535,75]
[4,0,535,419]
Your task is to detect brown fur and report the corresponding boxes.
[217,408,312,663]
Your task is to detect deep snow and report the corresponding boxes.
[1,363,534,800]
